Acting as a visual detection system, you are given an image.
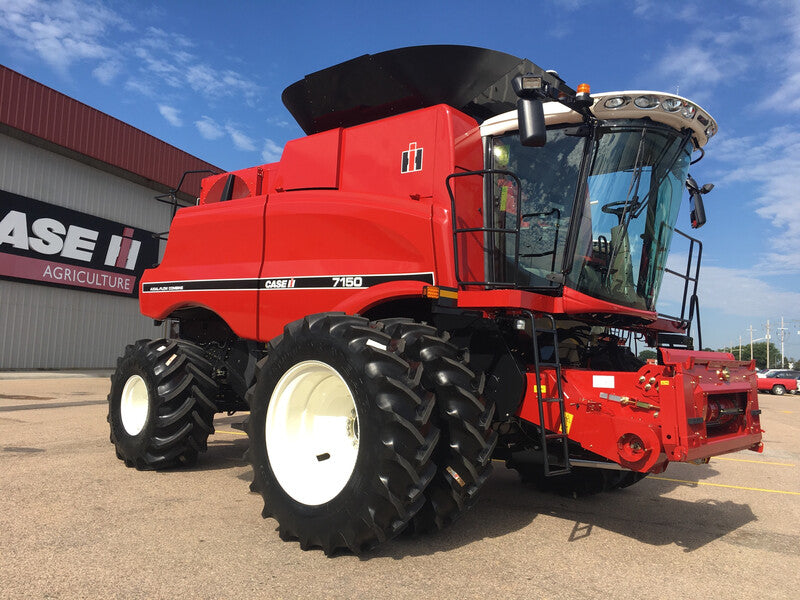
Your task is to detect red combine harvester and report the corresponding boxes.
[108,46,763,554]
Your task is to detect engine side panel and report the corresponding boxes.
[139,105,481,342]
[257,191,436,341]
[139,197,266,339]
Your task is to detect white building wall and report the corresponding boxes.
[0,132,172,368]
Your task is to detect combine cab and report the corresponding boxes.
[107,46,762,554]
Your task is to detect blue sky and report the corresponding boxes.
[2,0,800,361]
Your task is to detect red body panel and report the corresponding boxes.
[274,129,341,191]
[256,191,436,341]
[140,105,478,340]
[457,285,658,322]
[140,197,266,338]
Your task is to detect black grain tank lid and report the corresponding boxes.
[282,45,574,135]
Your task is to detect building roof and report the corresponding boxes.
[0,64,220,199]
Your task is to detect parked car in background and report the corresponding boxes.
[756,370,800,395]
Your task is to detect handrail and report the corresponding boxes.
[659,228,703,346]
[153,169,219,241]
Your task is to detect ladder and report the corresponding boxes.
[527,311,571,476]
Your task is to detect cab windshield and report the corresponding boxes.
[490,120,692,312]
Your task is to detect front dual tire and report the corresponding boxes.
[109,315,496,554]
[247,314,439,555]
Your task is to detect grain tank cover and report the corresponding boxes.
[282,45,574,135]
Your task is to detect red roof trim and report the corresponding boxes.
[0,64,220,197]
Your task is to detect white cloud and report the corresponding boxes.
[139,26,193,51]
[0,0,263,112]
[716,126,800,272]
[185,64,222,95]
[757,2,800,112]
[124,77,155,97]
[266,116,292,128]
[660,259,800,318]
[639,2,800,111]
[760,70,800,113]
[132,28,262,103]
[658,255,800,355]
[261,139,283,163]
[639,2,800,276]
[632,2,703,23]
[195,116,225,140]
[185,64,261,102]
[197,119,259,153]
[0,0,120,73]
[158,104,182,127]
[655,45,726,91]
[92,60,120,84]
[226,125,256,152]
[134,46,183,88]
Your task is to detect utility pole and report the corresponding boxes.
[739,335,742,360]
[777,316,788,368]
[765,319,771,369]
[749,324,755,360]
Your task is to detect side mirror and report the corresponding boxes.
[689,191,707,229]
[513,74,548,147]
[517,98,546,147]
[686,175,713,229]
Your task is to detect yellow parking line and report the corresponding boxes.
[650,476,800,496]
[714,456,795,467]
[216,429,247,436]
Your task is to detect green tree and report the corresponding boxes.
[638,349,657,361]
[743,341,784,370]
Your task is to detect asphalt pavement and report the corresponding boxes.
[1,374,798,599]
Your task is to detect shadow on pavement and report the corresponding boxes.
[177,418,757,560]
[185,437,250,473]
[371,465,756,559]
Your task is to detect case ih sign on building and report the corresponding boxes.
[0,190,158,297]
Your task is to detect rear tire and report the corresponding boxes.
[108,339,218,470]
[247,313,439,554]
[772,384,786,395]
[380,319,497,533]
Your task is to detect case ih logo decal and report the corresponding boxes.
[264,277,296,289]
[0,189,158,297]
[401,142,423,173]
[142,272,435,293]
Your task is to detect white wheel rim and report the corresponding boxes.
[120,375,150,436]
[265,360,360,506]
